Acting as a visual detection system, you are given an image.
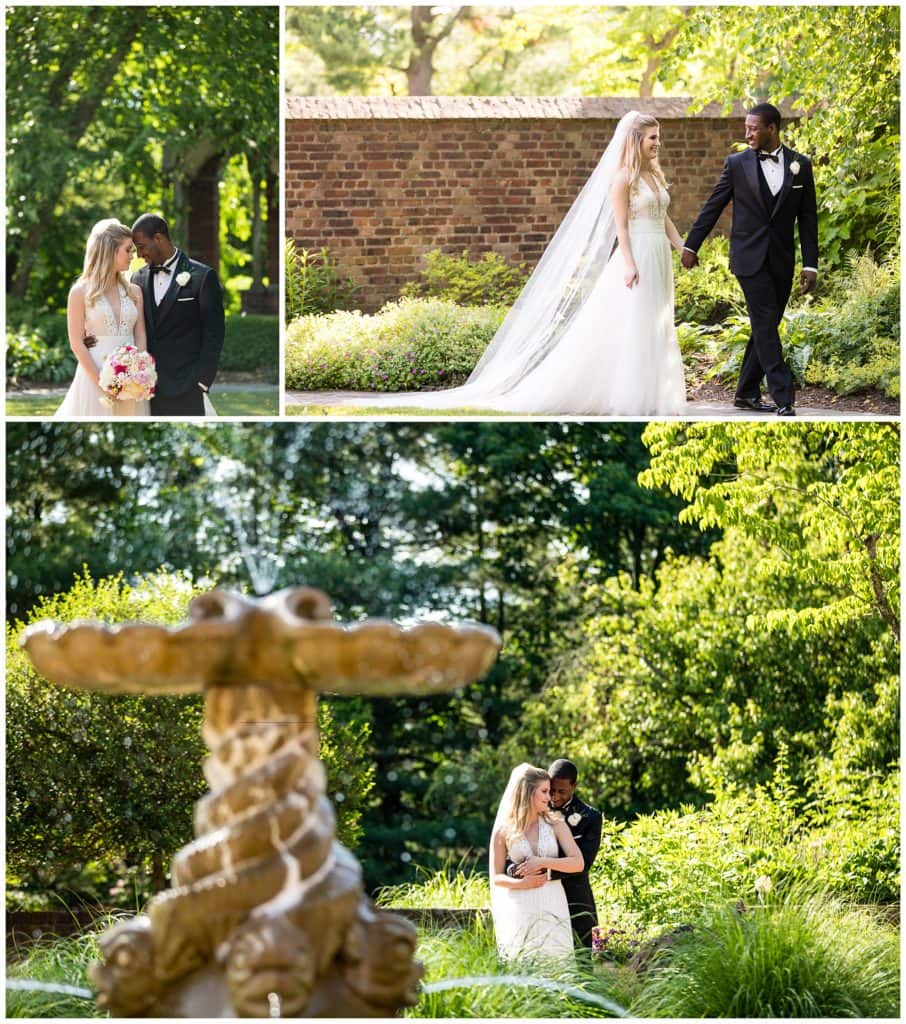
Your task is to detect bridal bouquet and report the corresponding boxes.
[98,345,157,407]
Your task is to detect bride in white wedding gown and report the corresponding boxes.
[360,111,686,415]
[56,218,150,418]
[490,763,584,959]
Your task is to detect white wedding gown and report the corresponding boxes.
[55,285,150,418]
[491,818,574,960]
[486,178,687,415]
[351,177,686,415]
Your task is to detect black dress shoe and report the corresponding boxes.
[776,404,795,416]
[733,397,777,412]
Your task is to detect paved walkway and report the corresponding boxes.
[287,390,892,419]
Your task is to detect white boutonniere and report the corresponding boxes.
[176,271,191,287]
[567,812,582,826]
[789,160,801,176]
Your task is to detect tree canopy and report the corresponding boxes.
[287,4,898,263]
[6,5,278,307]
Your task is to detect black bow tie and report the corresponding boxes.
[150,264,172,275]
[758,152,780,163]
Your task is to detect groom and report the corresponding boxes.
[548,758,602,948]
[681,103,818,416]
[131,214,224,416]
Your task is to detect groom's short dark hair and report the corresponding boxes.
[748,103,781,131]
[548,758,578,783]
[132,213,170,238]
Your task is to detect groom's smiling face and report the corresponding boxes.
[550,777,576,809]
[745,114,778,153]
[133,230,169,267]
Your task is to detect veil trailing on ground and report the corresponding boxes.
[372,111,641,409]
[460,110,638,398]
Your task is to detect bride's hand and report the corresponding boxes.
[515,856,547,876]
[624,263,640,289]
[520,872,548,889]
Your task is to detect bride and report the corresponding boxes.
[353,110,686,415]
[489,763,584,959]
[56,219,150,418]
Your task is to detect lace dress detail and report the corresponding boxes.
[491,817,574,959]
[56,284,149,418]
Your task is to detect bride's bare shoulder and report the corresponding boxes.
[68,280,87,306]
[127,281,144,306]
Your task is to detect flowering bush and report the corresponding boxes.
[285,297,505,391]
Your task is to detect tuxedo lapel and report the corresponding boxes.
[154,251,190,327]
[742,149,769,216]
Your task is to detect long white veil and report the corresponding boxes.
[365,111,641,410]
[491,761,550,841]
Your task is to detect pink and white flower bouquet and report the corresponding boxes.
[98,345,157,408]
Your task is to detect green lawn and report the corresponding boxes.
[6,390,278,417]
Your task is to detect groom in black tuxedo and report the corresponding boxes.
[131,214,224,416]
[548,758,602,948]
[681,103,818,416]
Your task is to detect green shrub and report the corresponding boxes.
[400,249,530,307]
[5,299,74,384]
[219,314,278,380]
[285,240,359,321]
[673,236,743,325]
[692,251,899,396]
[632,890,900,1018]
[285,297,504,391]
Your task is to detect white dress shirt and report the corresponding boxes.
[758,145,785,195]
[153,249,180,306]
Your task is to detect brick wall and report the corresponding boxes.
[285,97,787,311]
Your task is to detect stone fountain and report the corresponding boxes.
[23,587,501,1018]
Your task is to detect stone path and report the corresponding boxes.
[286,390,893,419]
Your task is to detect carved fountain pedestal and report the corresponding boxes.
[23,587,500,1018]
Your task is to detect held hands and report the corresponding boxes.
[680,249,698,270]
[799,269,818,295]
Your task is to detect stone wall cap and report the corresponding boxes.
[286,95,800,120]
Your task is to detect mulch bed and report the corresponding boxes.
[690,381,899,416]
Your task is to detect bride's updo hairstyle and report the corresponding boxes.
[619,113,669,195]
[497,763,558,841]
[81,218,133,307]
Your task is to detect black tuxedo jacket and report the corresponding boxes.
[550,794,602,919]
[685,146,819,278]
[132,251,225,397]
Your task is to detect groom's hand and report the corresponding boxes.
[799,269,818,295]
[680,248,698,270]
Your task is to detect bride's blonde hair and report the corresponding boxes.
[619,113,669,194]
[496,763,558,841]
[80,219,133,307]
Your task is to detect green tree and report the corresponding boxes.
[6,6,278,306]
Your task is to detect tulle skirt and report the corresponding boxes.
[491,879,574,960]
[55,335,150,418]
[488,221,686,415]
